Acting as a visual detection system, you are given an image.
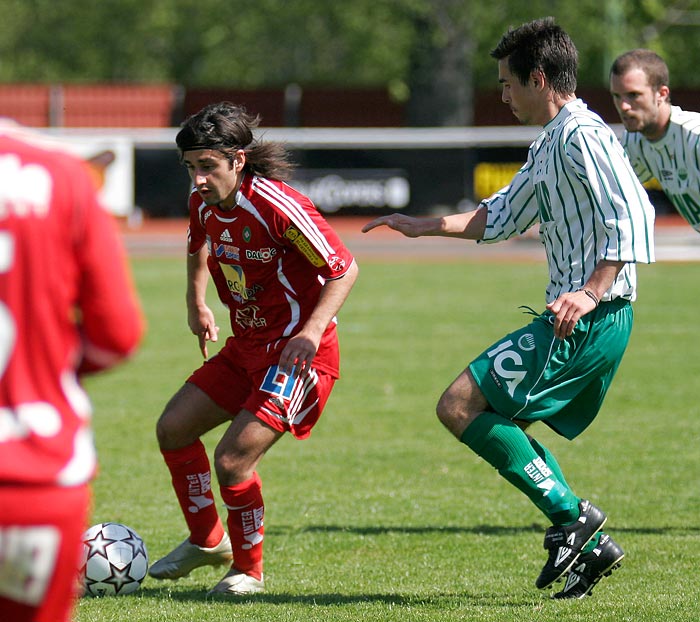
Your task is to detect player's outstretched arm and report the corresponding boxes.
[362,207,488,240]
[362,213,441,237]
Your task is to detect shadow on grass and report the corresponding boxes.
[269,523,700,537]
[272,523,545,536]
[136,586,537,608]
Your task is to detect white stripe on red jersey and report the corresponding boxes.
[187,172,354,375]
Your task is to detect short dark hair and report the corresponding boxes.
[176,102,295,181]
[610,49,669,92]
[490,17,577,95]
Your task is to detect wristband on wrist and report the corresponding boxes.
[578,288,600,307]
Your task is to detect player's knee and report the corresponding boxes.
[436,381,485,439]
[213,447,253,486]
[436,388,460,429]
[155,385,202,449]
[154,410,177,448]
[154,403,196,450]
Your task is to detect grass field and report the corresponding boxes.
[77,255,700,622]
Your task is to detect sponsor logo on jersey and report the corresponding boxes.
[220,228,233,242]
[220,263,263,302]
[214,242,240,260]
[660,169,674,181]
[235,305,267,329]
[283,226,325,267]
[245,247,277,263]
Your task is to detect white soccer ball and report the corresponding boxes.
[80,522,149,597]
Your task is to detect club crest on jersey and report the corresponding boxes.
[283,226,325,267]
[328,255,346,272]
[214,242,240,261]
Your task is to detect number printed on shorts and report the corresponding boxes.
[0,526,60,605]
[486,339,528,397]
[260,365,296,400]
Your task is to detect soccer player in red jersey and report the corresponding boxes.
[148,102,358,595]
[0,120,143,622]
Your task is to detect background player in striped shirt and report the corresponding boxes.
[610,49,700,233]
[0,120,143,622]
[148,102,358,596]
[363,18,655,599]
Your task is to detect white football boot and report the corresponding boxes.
[148,533,233,580]
[208,569,265,596]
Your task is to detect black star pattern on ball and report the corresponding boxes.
[123,530,148,560]
[102,561,138,595]
[83,529,118,560]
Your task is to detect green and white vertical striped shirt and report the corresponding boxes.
[621,105,700,233]
[480,99,655,304]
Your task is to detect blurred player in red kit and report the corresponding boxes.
[148,102,358,596]
[0,120,143,621]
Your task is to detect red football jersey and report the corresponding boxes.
[187,172,355,375]
[0,124,143,487]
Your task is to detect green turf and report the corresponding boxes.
[77,256,700,622]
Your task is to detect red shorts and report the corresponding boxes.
[0,484,89,622]
[188,355,336,439]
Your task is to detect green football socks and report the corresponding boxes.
[528,435,569,488]
[460,411,580,525]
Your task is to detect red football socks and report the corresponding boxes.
[220,472,264,580]
[160,440,226,548]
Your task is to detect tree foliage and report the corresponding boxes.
[1,0,699,121]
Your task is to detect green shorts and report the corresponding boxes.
[468,298,633,440]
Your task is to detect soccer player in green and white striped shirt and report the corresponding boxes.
[363,18,655,599]
[610,49,700,233]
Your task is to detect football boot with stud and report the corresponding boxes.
[148,533,233,580]
[535,499,607,589]
[552,533,624,599]
[207,569,265,596]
